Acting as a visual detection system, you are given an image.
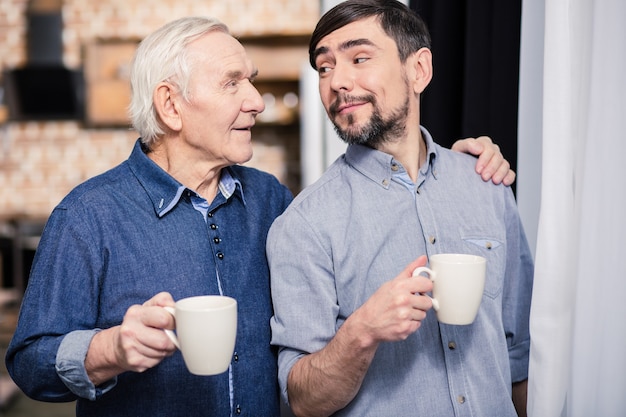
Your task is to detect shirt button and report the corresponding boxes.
[233,352,239,362]
[486,241,493,249]
[448,341,456,350]
[213,237,221,244]
[216,252,224,260]
[235,405,242,414]
[391,163,399,171]
[210,224,218,230]
[382,179,389,186]
[457,395,466,404]
[208,212,213,218]
[428,236,436,244]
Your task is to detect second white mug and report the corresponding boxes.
[412,254,486,325]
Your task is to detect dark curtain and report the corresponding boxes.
[410,0,521,190]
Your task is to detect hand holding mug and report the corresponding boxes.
[163,295,237,375]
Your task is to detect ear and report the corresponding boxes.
[408,47,433,95]
[153,82,183,132]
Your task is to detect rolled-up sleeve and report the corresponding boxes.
[56,329,117,400]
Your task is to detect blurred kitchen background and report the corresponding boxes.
[0,0,325,414]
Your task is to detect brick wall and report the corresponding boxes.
[0,0,318,219]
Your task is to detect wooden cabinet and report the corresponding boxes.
[84,40,137,126]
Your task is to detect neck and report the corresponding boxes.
[375,129,426,183]
[147,138,222,202]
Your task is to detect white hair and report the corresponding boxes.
[128,16,229,147]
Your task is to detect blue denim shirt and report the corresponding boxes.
[6,139,292,417]
[268,128,534,416]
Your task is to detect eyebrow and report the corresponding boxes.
[312,38,376,65]
[224,68,259,81]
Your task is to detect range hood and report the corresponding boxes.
[3,0,84,121]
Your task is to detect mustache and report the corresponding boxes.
[329,94,374,115]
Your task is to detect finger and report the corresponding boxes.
[143,291,175,308]
[477,144,500,175]
[118,324,175,369]
[403,256,428,278]
[135,327,177,358]
[145,306,176,333]
[410,274,433,295]
[488,159,511,185]
[502,168,516,186]
[451,137,482,155]
[119,305,175,350]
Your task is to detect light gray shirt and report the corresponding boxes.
[267,127,533,417]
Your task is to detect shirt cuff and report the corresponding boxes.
[55,329,117,400]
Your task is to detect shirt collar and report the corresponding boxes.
[420,126,439,180]
[126,139,245,218]
[344,126,439,189]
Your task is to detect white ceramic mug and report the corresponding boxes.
[164,295,237,375]
[412,254,486,325]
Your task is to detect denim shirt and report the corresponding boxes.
[267,128,534,417]
[6,139,292,417]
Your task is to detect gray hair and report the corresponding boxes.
[128,17,229,147]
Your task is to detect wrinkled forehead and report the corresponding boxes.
[188,31,256,73]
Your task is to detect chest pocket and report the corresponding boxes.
[462,237,504,299]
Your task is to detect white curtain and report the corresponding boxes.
[525,0,626,416]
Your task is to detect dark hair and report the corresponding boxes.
[308,0,431,69]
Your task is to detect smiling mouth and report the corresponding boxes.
[339,103,364,113]
[330,95,371,117]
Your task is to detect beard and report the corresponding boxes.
[329,93,410,148]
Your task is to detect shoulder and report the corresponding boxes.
[228,165,293,208]
[57,162,133,210]
[270,158,347,232]
[287,157,346,208]
[431,144,516,210]
[434,143,480,167]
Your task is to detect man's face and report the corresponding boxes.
[176,31,265,167]
[312,17,411,147]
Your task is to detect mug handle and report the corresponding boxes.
[163,306,181,349]
[411,267,440,311]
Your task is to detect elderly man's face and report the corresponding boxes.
[176,31,265,167]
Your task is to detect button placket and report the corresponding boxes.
[439,326,471,414]
[207,215,224,260]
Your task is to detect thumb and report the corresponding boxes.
[404,255,428,277]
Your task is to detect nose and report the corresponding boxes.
[329,63,354,93]
[243,82,265,114]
